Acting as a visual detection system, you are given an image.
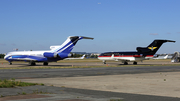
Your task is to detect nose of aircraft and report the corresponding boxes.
[4,54,10,60]
[4,55,7,59]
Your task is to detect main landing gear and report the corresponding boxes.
[133,61,137,65]
[43,62,48,66]
[123,61,137,65]
[124,62,128,65]
[29,62,49,66]
[29,61,36,66]
[103,60,106,64]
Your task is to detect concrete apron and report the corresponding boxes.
[18,72,180,98]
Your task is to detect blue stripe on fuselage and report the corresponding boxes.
[12,55,27,58]
[6,55,63,62]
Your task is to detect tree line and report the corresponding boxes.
[0,54,5,58]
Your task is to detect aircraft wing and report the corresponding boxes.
[111,54,136,62]
[64,54,86,60]
[113,58,131,62]
[8,55,38,61]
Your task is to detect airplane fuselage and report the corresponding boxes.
[4,50,63,62]
[4,36,94,66]
[98,51,153,62]
[98,39,175,65]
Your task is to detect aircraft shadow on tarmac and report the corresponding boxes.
[10,63,163,67]
[6,63,72,67]
[107,63,159,66]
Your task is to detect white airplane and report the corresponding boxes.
[4,36,93,65]
[153,55,168,59]
[64,54,86,60]
[98,40,175,65]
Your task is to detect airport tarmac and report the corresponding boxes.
[0,59,179,68]
[0,60,180,101]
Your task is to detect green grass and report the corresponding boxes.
[0,78,42,88]
[32,89,53,94]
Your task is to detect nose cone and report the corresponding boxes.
[4,55,8,60]
[4,54,10,60]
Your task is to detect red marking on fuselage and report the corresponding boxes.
[98,55,154,58]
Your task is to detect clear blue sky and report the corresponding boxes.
[0,0,180,54]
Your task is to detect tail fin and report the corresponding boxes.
[164,55,168,59]
[137,40,175,55]
[80,54,86,59]
[51,36,93,54]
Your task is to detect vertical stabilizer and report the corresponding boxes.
[51,36,93,54]
[137,40,175,55]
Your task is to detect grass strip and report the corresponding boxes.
[0,78,43,88]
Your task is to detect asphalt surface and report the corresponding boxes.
[0,65,180,79]
[0,63,180,101]
[1,85,180,101]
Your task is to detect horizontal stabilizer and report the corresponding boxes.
[163,40,175,43]
[69,36,94,40]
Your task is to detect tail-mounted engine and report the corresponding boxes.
[43,52,68,59]
[43,52,58,58]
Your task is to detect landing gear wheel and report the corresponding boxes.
[43,62,48,66]
[124,62,128,65]
[103,60,106,64]
[9,62,12,65]
[29,62,36,66]
[133,61,137,65]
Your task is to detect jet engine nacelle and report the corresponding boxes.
[57,53,68,59]
[43,52,58,58]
